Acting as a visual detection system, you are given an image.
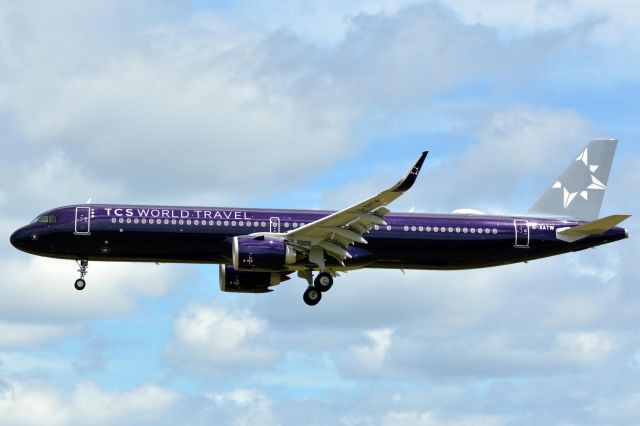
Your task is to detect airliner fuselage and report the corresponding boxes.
[11,204,626,269]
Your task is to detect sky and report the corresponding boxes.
[0,0,639,424]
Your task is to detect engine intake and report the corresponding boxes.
[219,264,290,293]
[227,235,297,272]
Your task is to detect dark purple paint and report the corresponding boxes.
[10,204,628,270]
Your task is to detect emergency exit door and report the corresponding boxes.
[269,217,280,233]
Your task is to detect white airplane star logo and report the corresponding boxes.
[552,147,607,208]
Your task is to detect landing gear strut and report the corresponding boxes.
[75,259,88,290]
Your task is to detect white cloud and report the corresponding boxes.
[381,411,506,426]
[253,248,634,380]
[309,105,594,215]
[164,305,277,374]
[0,1,592,208]
[0,151,125,217]
[328,3,504,107]
[439,1,640,84]
[210,388,279,426]
[555,332,617,363]
[0,374,286,426]
[221,0,418,45]
[447,0,598,35]
[406,105,593,213]
[68,382,181,426]
[337,329,620,381]
[0,1,356,206]
[447,0,640,48]
[0,379,68,426]
[216,0,640,57]
[566,249,621,282]
[345,328,393,374]
[0,378,182,426]
[0,252,186,350]
[588,393,640,424]
[0,321,80,349]
[0,256,181,322]
[0,352,70,374]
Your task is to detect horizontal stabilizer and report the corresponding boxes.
[556,214,630,242]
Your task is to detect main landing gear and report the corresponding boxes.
[301,271,334,306]
[74,259,88,291]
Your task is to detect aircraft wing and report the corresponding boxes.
[284,151,428,266]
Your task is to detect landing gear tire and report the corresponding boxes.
[303,286,322,306]
[314,272,334,292]
[74,278,86,291]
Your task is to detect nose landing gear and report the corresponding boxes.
[74,259,88,290]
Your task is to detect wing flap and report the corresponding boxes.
[318,240,352,260]
[321,226,368,244]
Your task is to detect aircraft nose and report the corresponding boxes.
[10,228,29,249]
[10,229,20,248]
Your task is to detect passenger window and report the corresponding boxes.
[48,215,57,223]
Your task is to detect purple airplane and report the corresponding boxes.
[10,140,630,306]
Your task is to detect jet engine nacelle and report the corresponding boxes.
[227,235,297,272]
[219,264,290,293]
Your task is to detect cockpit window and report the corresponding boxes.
[30,214,57,224]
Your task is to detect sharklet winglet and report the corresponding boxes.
[390,151,428,193]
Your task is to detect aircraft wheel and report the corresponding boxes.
[314,272,334,292]
[74,278,86,291]
[303,287,322,306]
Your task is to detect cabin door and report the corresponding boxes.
[75,207,91,235]
[513,219,529,248]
